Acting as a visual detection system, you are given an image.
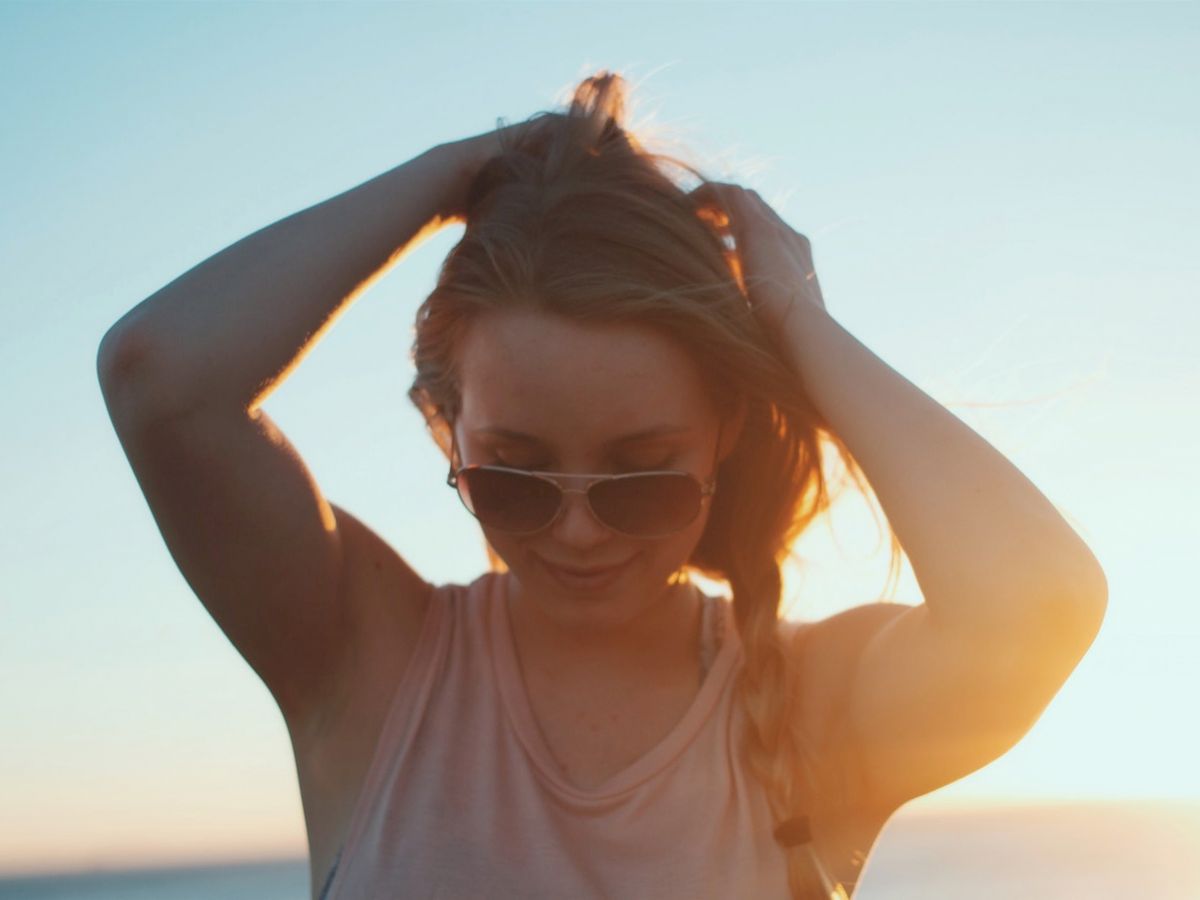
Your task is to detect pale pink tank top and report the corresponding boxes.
[322,569,791,899]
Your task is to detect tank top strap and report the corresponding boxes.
[698,591,725,681]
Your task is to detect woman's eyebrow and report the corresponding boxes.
[472,424,692,447]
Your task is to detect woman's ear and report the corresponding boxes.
[719,396,747,463]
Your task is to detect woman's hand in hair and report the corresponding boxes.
[690,181,827,335]
[435,118,544,221]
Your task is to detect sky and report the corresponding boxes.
[1,0,1197,878]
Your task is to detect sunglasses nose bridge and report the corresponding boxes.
[552,483,606,530]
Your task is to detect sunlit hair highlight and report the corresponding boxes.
[407,70,902,899]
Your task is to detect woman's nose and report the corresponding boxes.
[550,487,614,542]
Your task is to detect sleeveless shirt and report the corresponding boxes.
[319,570,791,899]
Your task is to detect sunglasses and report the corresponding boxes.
[446,430,721,538]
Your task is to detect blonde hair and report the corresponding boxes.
[407,71,902,899]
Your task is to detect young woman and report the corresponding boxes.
[97,72,1107,899]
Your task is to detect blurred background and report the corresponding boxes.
[1,2,1196,898]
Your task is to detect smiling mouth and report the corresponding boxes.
[538,555,634,586]
[544,560,626,576]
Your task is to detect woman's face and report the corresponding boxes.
[451,308,737,636]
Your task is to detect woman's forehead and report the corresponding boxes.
[457,311,713,433]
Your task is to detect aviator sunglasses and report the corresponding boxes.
[446,426,722,539]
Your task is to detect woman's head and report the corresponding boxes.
[408,72,826,589]
[447,307,741,634]
[408,70,900,898]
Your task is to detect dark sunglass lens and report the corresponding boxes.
[591,474,701,536]
[458,468,560,532]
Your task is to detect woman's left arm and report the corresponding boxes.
[695,182,1108,809]
[784,296,1107,631]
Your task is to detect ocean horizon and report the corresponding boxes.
[2,800,1196,899]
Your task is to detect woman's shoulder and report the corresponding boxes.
[801,600,908,644]
[783,602,909,658]
[421,568,504,606]
[779,603,911,741]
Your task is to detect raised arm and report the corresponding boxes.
[96,135,495,738]
[696,181,1107,813]
[98,139,480,417]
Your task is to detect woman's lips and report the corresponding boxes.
[540,556,630,590]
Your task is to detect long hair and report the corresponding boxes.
[407,71,902,899]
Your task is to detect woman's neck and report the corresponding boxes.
[504,573,703,682]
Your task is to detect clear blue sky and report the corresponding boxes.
[1,0,1196,876]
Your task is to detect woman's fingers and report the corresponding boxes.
[690,180,745,209]
[691,181,756,240]
[693,181,777,230]
[690,180,826,316]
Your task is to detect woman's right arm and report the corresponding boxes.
[98,140,478,417]
[96,138,486,741]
